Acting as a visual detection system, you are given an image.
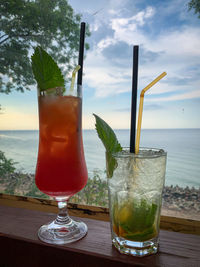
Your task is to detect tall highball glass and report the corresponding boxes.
[35,85,88,244]
[107,148,167,256]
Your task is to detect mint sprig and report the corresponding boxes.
[93,114,122,153]
[31,46,65,91]
[93,114,122,178]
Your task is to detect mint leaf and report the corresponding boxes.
[93,114,122,178]
[106,151,118,178]
[31,46,65,91]
[93,114,122,153]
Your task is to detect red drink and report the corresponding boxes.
[35,94,88,197]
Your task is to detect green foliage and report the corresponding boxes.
[0,150,16,178]
[25,182,49,199]
[106,151,118,178]
[188,0,200,18]
[31,46,64,91]
[0,167,108,206]
[71,171,108,207]
[93,114,122,153]
[93,114,122,178]
[0,0,90,94]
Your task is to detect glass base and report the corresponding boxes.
[38,217,88,245]
[112,235,158,257]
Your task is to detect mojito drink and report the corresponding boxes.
[108,148,166,256]
[112,198,159,242]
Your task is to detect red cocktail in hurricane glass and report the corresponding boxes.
[35,84,88,244]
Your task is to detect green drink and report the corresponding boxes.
[107,148,167,256]
[112,198,158,242]
[93,114,167,256]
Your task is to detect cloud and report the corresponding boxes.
[97,38,117,51]
[148,89,200,102]
[84,47,133,97]
[144,104,164,110]
[146,27,200,58]
[112,104,164,112]
[111,6,155,31]
[83,2,200,104]
[106,6,156,47]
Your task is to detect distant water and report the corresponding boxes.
[0,129,200,188]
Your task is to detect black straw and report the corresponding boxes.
[130,45,139,153]
[77,22,86,85]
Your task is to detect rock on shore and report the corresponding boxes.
[162,185,200,216]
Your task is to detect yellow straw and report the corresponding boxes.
[70,65,81,92]
[135,72,167,154]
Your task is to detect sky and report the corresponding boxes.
[0,0,200,130]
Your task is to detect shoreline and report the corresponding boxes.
[0,172,199,220]
[162,185,200,220]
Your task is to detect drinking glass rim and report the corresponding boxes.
[37,84,82,97]
[112,147,167,159]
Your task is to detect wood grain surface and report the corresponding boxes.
[0,205,200,267]
[1,193,200,235]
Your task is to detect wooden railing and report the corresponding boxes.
[0,204,200,267]
[0,193,200,235]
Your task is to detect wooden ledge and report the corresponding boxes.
[0,205,200,267]
[0,193,200,235]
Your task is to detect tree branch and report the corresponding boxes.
[0,36,10,45]
[0,34,8,40]
[0,33,44,45]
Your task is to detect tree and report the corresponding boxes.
[0,150,16,178]
[0,0,90,94]
[188,0,200,18]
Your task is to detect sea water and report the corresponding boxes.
[0,129,200,188]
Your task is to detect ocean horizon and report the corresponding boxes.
[0,128,200,189]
